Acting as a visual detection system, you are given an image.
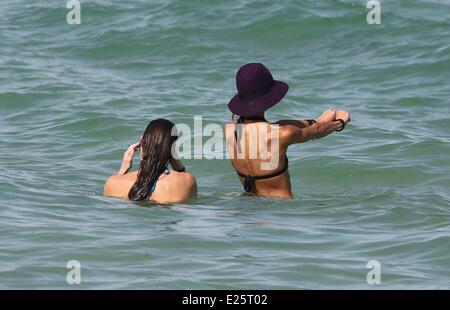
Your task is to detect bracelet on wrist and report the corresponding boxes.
[336,119,346,132]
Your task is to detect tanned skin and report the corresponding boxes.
[225,109,351,199]
[104,143,197,203]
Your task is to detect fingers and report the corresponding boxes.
[336,110,350,122]
[327,109,337,119]
[129,141,141,150]
[123,142,140,160]
[118,141,140,175]
[123,142,141,159]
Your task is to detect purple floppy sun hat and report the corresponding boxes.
[227,63,289,117]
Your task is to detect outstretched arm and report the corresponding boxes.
[274,109,337,129]
[283,110,350,145]
[275,119,317,129]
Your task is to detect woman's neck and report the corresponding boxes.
[241,112,266,121]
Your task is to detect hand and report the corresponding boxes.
[316,109,336,123]
[335,110,351,123]
[118,142,140,175]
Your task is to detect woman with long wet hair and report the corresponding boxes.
[104,119,197,203]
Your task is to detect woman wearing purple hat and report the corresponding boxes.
[226,63,351,199]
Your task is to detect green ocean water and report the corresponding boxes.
[0,0,449,289]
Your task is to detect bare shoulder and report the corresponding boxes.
[103,172,137,198]
[279,123,300,135]
[168,171,197,196]
[103,174,119,194]
[171,171,196,186]
[275,123,301,145]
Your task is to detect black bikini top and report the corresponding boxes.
[233,116,289,192]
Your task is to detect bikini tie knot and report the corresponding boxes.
[243,175,254,192]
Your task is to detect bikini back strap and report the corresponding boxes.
[236,157,289,192]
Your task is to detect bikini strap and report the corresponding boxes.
[149,162,171,195]
[236,156,289,192]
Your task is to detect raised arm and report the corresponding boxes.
[275,119,317,128]
[274,109,337,129]
[282,110,350,145]
[118,142,140,175]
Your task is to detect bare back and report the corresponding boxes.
[103,170,197,204]
[225,120,293,199]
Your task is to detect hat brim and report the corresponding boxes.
[227,80,289,117]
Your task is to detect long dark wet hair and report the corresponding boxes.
[128,119,177,201]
